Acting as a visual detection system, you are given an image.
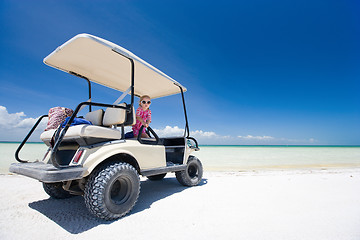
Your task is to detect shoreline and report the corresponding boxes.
[2,143,360,174]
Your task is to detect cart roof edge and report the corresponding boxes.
[44,33,187,99]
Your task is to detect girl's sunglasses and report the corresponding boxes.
[142,101,151,104]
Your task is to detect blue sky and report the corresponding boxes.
[0,0,359,145]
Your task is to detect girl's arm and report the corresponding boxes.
[146,110,151,125]
[136,116,149,128]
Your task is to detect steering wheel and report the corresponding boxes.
[137,125,160,145]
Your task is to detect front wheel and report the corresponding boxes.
[176,156,203,186]
[84,162,140,220]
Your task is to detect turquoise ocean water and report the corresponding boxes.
[1,142,360,174]
[193,145,360,171]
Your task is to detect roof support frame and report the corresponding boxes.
[179,86,190,138]
[111,48,135,107]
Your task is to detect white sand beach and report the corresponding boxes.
[1,169,360,240]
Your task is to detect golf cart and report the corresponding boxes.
[9,34,203,220]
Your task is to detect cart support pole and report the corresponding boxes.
[179,87,190,138]
[111,48,135,107]
[69,71,92,112]
[15,115,48,163]
[86,78,92,112]
[130,58,135,106]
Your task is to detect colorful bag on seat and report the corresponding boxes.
[45,107,74,131]
[60,117,93,128]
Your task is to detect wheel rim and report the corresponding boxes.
[110,176,132,205]
[188,164,198,179]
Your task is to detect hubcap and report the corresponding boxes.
[110,177,131,205]
[188,164,198,179]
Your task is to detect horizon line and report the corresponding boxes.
[1,141,359,147]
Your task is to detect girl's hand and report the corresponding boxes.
[142,120,149,128]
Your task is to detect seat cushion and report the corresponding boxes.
[40,125,121,146]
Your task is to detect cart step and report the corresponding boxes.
[141,163,186,177]
[9,162,86,183]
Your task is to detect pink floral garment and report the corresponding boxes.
[132,107,151,136]
[45,107,74,131]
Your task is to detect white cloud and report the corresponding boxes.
[236,135,318,144]
[153,126,218,139]
[154,126,184,137]
[0,106,318,145]
[237,135,274,140]
[190,130,217,138]
[0,106,47,141]
[0,106,41,129]
[153,126,318,145]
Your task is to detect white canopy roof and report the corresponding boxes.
[43,34,186,99]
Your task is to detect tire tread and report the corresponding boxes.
[84,162,140,220]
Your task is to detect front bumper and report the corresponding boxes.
[9,162,86,183]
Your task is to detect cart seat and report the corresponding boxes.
[40,125,121,146]
[41,103,135,146]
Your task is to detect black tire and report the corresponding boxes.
[147,173,167,181]
[176,156,203,186]
[84,162,140,220]
[43,182,73,199]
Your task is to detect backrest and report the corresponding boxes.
[103,103,127,127]
[85,109,104,126]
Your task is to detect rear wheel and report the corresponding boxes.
[84,162,140,220]
[43,182,73,199]
[176,156,203,186]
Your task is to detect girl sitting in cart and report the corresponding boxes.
[132,95,152,138]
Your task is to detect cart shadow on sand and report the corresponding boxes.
[28,177,207,234]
